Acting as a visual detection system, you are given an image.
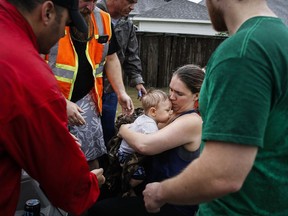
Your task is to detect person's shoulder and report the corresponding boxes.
[180,111,201,119]
[93,6,110,19]
[116,17,133,27]
[95,0,107,12]
[134,114,151,123]
[174,112,202,126]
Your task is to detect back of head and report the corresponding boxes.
[7,0,87,33]
[7,0,43,12]
[172,64,205,94]
[141,88,169,114]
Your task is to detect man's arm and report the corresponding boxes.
[122,22,147,98]
[122,22,145,86]
[105,53,134,115]
[143,141,258,212]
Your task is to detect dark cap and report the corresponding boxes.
[52,0,88,33]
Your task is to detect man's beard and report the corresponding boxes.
[207,1,228,32]
[70,14,94,42]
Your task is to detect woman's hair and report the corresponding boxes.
[172,64,205,94]
[141,88,169,113]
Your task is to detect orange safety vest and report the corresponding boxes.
[47,8,111,114]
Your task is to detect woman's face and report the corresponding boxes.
[169,75,196,114]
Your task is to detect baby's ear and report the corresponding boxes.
[150,107,157,117]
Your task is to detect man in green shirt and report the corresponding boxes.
[142,0,288,215]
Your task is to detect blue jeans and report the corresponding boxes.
[101,92,118,146]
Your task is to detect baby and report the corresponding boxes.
[118,88,172,196]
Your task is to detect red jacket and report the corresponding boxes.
[0,1,100,215]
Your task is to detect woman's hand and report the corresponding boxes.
[118,124,131,138]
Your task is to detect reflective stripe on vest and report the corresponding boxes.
[48,8,111,114]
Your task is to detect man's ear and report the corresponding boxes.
[41,1,54,25]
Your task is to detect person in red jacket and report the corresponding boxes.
[0,0,104,215]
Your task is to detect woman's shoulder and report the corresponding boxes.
[163,111,202,139]
[172,110,202,125]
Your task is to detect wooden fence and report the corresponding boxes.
[124,32,226,88]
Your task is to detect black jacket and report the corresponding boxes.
[97,0,145,93]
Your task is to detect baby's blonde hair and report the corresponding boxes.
[141,88,169,114]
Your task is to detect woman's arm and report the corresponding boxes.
[118,113,202,155]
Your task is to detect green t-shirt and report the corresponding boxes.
[198,17,288,215]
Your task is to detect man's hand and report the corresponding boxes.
[66,99,86,126]
[91,168,105,186]
[136,84,147,100]
[69,132,81,148]
[118,92,134,115]
[143,182,165,213]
